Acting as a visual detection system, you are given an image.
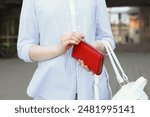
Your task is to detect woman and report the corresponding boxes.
[17,0,115,100]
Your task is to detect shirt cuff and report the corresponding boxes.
[18,44,35,62]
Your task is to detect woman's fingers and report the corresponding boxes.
[80,60,84,67]
[60,32,85,54]
[65,39,79,45]
[61,32,85,46]
[71,36,80,44]
[73,32,85,41]
[70,33,85,44]
[78,59,81,65]
[78,60,95,75]
[84,65,90,71]
[78,60,90,72]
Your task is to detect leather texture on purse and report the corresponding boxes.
[72,41,104,75]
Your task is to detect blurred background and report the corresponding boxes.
[0,0,150,100]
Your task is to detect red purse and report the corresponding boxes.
[72,41,104,75]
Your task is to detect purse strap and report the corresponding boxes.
[101,41,129,86]
[94,75,100,100]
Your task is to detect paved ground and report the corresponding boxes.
[0,53,150,100]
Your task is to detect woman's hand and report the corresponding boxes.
[59,32,85,55]
[78,59,95,75]
[92,41,106,54]
[78,41,106,74]
[78,59,90,71]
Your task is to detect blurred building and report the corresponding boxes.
[109,7,150,45]
[140,7,150,43]
[0,0,21,57]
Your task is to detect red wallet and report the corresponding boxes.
[72,41,104,75]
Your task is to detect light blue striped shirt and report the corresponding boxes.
[17,0,115,100]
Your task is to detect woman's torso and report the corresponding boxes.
[27,0,111,100]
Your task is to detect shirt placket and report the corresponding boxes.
[69,0,82,96]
